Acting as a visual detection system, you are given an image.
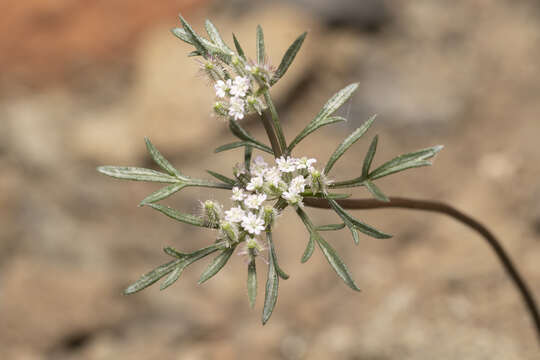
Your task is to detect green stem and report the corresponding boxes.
[260,113,283,158]
[262,89,287,157]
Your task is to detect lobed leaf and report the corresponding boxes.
[369,145,444,180]
[144,137,181,178]
[215,141,274,155]
[262,232,279,325]
[139,183,186,205]
[324,115,376,175]
[270,32,307,85]
[146,203,212,228]
[198,246,235,284]
[364,180,389,202]
[247,258,257,308]
[178,15,208,57]
[288,116,347,151]
[328,198,391,240]
[124,259,181,295]
[362,135,378,177]
[315,233,361,291]
[206,170,236,186]
[97,166,178,183]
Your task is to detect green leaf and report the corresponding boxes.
[369,145,444,180]
[364,180,389,202]
[229,120,273,153]
[303,191,351,200]
[256,25,265,64]
[266,232,289,280]
[270,32,307,85]
[139,183,186,205]
[328,198,391,240]
[233,33,246,60]
[262,232,279,325]
[124,259,181,295]
[171,27,194,45]
[316,223,346,231]
[178,15,208,57]
[245,146,253,171]
[97,166,178,183]
[204,19,232,54]
[206,170,236,186]
[362,135,378,177]
[144,137,181,177]
[314,233,361,292]
[247,258,257,308]
[324,115,376,175]
[163,246,188,259]
[146,203,212,228]
[215,141,274,155]
[288,115,347,151]
[198,246,235,284]
[301,233,315,263]
[187,50,201,57]
[160,266,183,290]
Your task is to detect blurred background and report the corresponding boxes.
[1,0,540,358]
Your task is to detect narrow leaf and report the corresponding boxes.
[364,180,389,202]
[301,233,315,263]
[171,27,194,44]
[315,234,361,291]
[245,146,253,171]
[328,198,392,239]
[369,145,443,180]
[288,115,347,151]
[262,232,279,325]
[247,258,257,308]
[232,33,246,60]
[205,19,232,53]
[362,135,378,177]
[229,120,272,152]
[215,141,274,155]
[146,203,212,228]
[267,232,289,280]
[124,259,181,295]
[256,25,265,64]
[160,266,183,290]
[187,50,201,57]
[316,223,346,231]
[97,166,178,183]
[144,137,181,177]
[198,246,235,284]
[139,183,185,205]
[324,115,376,175]
[206,170,236,185]
[271,32,307,85]
[163,246,187,259]
[178,15,208,57]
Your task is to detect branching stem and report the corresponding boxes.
[262,89,287,156]
[304,196,540,344]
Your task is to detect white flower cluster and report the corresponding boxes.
[214,76,251,120]
[202,155,329,258]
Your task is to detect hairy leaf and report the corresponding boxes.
[229,120,272,153]
[247,258,257,308]
[301,233,316,263]
[262,232,279,325]
[140,183,186,205]
[198,246,235,284]
[328,198,391,240]
[205,19,232,54]
[144,137,181,177]
[160,266,183,290]
[124,259,181,295]
[369,145,444,180]
[271,32,307,85]
[146,203,212,228]
[362,135,378,177]
[215,141,274,155]
[206,170,236,186]
[364,180,389,202]
[288,116,347,151]
[97,166,178,183]
[316,223,346,231]
[233,33,246,60]
[315,233,361,291]
[256,25,265,64]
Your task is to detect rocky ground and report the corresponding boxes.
[1,0,540,359]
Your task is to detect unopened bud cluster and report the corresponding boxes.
[202,155,329,259]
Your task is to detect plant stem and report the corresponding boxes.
[260,112,283,158]
[304,196,540,344]
[262,89,288,156]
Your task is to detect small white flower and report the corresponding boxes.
[244,193,267,209]
[251,156,268,177]
[246,176,264,191]
[231,187,246,201]
[264,166,283,187]
[228,96,245,120]
[276,156,296,173]
[295,157,317,171]
[214,79,231,98]
[281,191,303,206]
[225,206,246,223]
[241,212,266,235]
[288,175,306,194]
[230,76,250,97]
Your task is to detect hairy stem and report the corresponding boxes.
[262,89,287,156]
[304,196,540,343]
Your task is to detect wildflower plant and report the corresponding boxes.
[97,16,443,325]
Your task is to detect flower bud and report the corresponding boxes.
[203,200,222,226]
